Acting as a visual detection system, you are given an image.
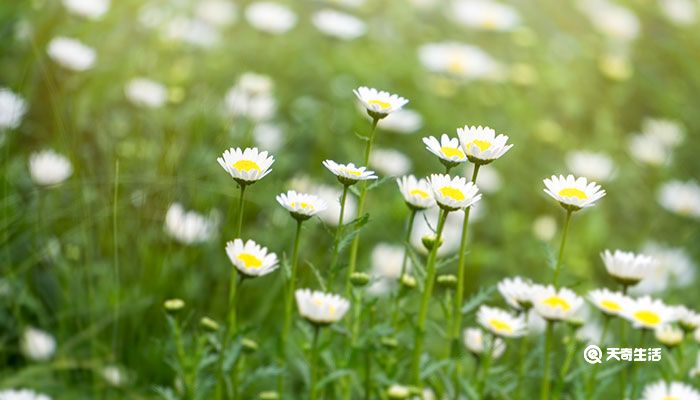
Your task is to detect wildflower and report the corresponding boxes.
[463,327,506,358]
[0,88,27,130]
[196,0,237,27]
[387,385,410,399]
[353,87,408,120]
[428,174,481,211]
[587,288,631,316]
[295,289,350,325]
[371,243,409,279]
[253,123,284,152]
[657,180,700,219]
[245,2,297,34]
[578,0,640,42]
[225,239,279,277]
[532,215,557,241]
[621,296,677,329]
[322,160,377,186]
[543,174,606,211]
[457,125,513,165]
[47,37,96,71]
[276,190,327,221]
[312,9,366,40]
[101,365,125,387]
[164,203,218,245]
[21,327,56,361]
[640,380,700,400]
[477,305,527,337]
[374,109,423,134]
[628,132,669,166]
[497,276,537,310]
[218,147,274,185]
[125,78,168,109]
[29,150,73,186]
[225,73,277,121]
[423,134,467,169]
[397,175,436,210]
[601,249,654,286]
[655,325,684,347]
[532,286,584,321]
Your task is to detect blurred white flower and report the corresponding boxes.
[642,117,685,147]
[657,180,700,219]
[196,0,237,27]
[295,289,350,324]
[565,150,615,182]
[312,9,366,40]
[101,365,125,387]
[21,327,56,362]
[655,324,684,347]
[225,73,277,121]
[322,0,365,7]
[29,150,73,186]
[371,243,408,279]
[63,0,109,19]
[245,2,297,34]
[601,249,655,286]
[628,132,669,166]
[579,0,640,42]
[0,389,51,400]
[451,0,520,31]
[47,37,96,72]
[0,88,27,130]
[640,380,700,400]
[374,108,423,134]
[370,148,411,177]
[621,296,678,330]
[164,203,218,245]
[165,17,220,48]
[253,122,284,152]
[418,42,501,80]
[463,327,506,358]
[125,78,167,109]
[631,242,696,295]
[659,0,697,26]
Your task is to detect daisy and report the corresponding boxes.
[565,151,615,182]
[225,239,279,277]
[397,175,436,210]
[0,88,27,130]
[655,325,683,347]
[245,2,297,34]
[543,174,606,211]
[675,306,700,332]
[322,160,377,186]
[47,37,96,72]
[371,243,409,279]
[621,296,677,329]
[587,288,630,316]
[428,174,481,211]
[63,0,109,19]
[457,125,513,165]
[312,9,366,40]
[601,249,654,286]
[532,285,584,321]
[164,17,220,49]
[295,289,350,325]
[164,203,219,245]
[253,123,284,152]
[657,180,700,219]
[477,305,527,338]
[640,380,700,400]
[217,147,274,184]
[423,134,467,169]
[532,214,557,242]
[353,86,408,119]
[451,0,520,32]
[463,327,506,359]
[0,389,52,400]
[20,327,56,362]
[29,150,73,186]
[125,78,167,109]
[276,190,327,221]
[497,276,536,310]
[370,148,411,177]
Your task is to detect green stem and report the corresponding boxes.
[364,306,376,400]
[450,164,480,399]
[620,285,628,399]
[172,317,189,398]
[476,334,495,398]
[328,185,349,289]
[309,326,321,400]
[410,208,449,385]
[630,330,648,399]
[279,219,304,397]
[390,209,417,329]
[587,315,611,397]
[516,321,529,400]
[344,117,379,298]
[541,321,554,400]
[552,210,573,287]
[236,183,247,237]
[555,326,578,397]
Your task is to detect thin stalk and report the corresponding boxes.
[516,311,530,400]
[236,183,247,237]
[630,330,649,399]
[552,210,573,287]
[476,334,495,398]
[279,219,304,397]
[364,306,376,400]
[112,160,120,353]
[172,317,190,398]
[555,326,578,397]
[309,326,321,400]
[390,209,417,328]
[620,285,629,399]
[450,163,480,399]
[344,117,379,298]
[587,315,611,397]
[410,209,449,384]
[541,321,554,400]
[328,185,350,289]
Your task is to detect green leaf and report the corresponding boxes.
[315,369,354,390]
[460,285,495,314]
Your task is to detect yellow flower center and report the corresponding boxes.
[489,318,513,334]
[232,159,260,172]
[558,188,587,199]
[447,54,466,75]
[368,99,391,110]
[291,202,313,210]
[441,146,465,159]
[662,396,680,400]
[543,296,571,311]
[600,299,621,312]
[466,139,492,152]
[341,168,362,177]
[634,310,661,326]
[481,15,497,29]
[237,252,262,269]
[439,186,465,201]
[409,189,429,199]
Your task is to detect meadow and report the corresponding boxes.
[1,0,699,399]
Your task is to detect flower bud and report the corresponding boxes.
[200,317,220,332]
[380,336,399,349]
[437,274,457,288]
[350,272,370,287]
[400,274,416,289]
[242,337,259,353]
[258,391,280,400]
[164,298,185,313]
[387,384,410,399]
[421,235,443,251]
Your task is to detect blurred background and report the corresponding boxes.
[1,0,699,397]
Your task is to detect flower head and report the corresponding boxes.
[353,86,408,119]
[418,42,501,80]
[532,285,584,321]
[543,174,606,211]
[655,325,683,347]
[601,249,654,286]
[397,175,435,210]
[621,296,677,330]
[165,203,218,245]
[29,150,73,186]
[21,327,56,362]
[657,180,700,219]
[125,78,167,109]
[218,147,274,184]
[641,380,700,400]
[0,88,27,130]
[587,288,631,316]
[463,327,506,358]
[276,190,327,221]
[322,160,377,186]
[423,134,467,169]
[225,239,279,277]
[295,289,350,325]
[457,125,513,164]
[477,305,527,338]
[497,276,537,310]
[428,174,481,211]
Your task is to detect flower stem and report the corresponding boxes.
[235,183,247,237]
[516,332,529,400]
[476,334,495,398]
[552,209,573,287]
[450,163,480,398]
[171,316,189,398]
[279,219,304,397]
[586,315,610,397]
[540,321,554,400]
[620,285,629,399]
[328,184,349,290]
[410,208,449,385]
[309,325,321,400]
[390,209,417,329]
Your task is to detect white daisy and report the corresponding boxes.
[565,151,616,182]
[621,296,677,329]
[657,180,700,219]
[353,86,408,119]
[217,147,274,184]
[245,2,297,34]
[21,327,56,362]
[100,365,125,387]
[532,285,584,321]
[0,88,27,130]
[543,174,606,211]
[641,380,700,400]
[601,249,655,286]
[276,190,327,221]
[451,0,520,32]
[225,239,279,277]
[655,324,684,347]
[467,164,502,193]
[0,389,52,400]
[29,150,73,186]
[46,37,96,72]
[387,385,410,399]
[125,78,167,109]
[587,288,631,316]
[295,289,350,325]
[375,108,423,134]
[423,134,467,168]
[428,174,481,211]
[477,305,527,338]
[63,0,109,19]
[675,305,700,332]
[322,160,377,186]
[497,276,536,310]
[370,148,411,177]
[628,132,669,166]
[418,41,501,80]
[397,175,436,210]
[457,125,513,164]
[312,9,366,40]
[164,203,219,245]
[463,327,506,358]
